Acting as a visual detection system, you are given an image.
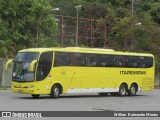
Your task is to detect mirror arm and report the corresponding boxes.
[5,59,14,70]
[30,60,38,72]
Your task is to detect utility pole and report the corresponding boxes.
[131,0,134,51]
[75,5,81,46]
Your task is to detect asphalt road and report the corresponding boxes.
[0,89,160,119]
[1,89,160,111]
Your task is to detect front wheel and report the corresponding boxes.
[119,84,127,96]
[50,85,60,99]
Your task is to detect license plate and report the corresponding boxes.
[18,90,22,93]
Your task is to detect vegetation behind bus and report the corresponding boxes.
[0,0,160,71]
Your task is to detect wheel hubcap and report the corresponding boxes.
[131,87,136,95]
[121,87,126,95]
[54,88,59,96]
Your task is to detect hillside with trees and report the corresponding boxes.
[0,0,160,65]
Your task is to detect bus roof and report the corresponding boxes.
[19,47,114,53]
[19,47,154,57]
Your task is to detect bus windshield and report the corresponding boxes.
[15,52,39,62]
[12,52,39,82]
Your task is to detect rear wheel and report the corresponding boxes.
[119,84,127,96]
[51,85,60,99]
[128,84,137,96]
[31,94,40,98]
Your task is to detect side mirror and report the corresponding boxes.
[30,60,38,72]
[5,59,14,70]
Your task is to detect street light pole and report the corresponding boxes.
[52,8,60,45]
[124,22,141,51]
[75,5,81,47]
[131,0,134,17]
[131,0,134,51]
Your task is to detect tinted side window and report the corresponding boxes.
[125,56,153,68]
[86,54,98,66]
[53,52,153,68]
[70,53,86,66]
[99,55,114,67]
[114,55,125,67]
[138,56,146,68]
[145,57,153,68]
[54,52,70,66]
[125,56,138,68]
[36,52,53,81]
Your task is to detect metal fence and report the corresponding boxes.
[54,15,113,48]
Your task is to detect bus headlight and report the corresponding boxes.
[25,85,34,88]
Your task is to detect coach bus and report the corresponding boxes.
[5,47,154,98]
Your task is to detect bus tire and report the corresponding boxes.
[119,84,127,96]
[31,94,40,98]
[128,84,137,96]
[51,85,60,99]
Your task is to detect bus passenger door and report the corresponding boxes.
[54,52,82,94]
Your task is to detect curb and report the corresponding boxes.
[154,86,160,89]
[0,88,11,90]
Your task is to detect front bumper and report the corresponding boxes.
[11,86,37,94]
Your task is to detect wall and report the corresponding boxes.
[0,60,12,87]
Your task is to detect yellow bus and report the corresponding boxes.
[6,47,155,98]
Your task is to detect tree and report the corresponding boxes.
[150,2,160,25]
[0,0,57,58]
